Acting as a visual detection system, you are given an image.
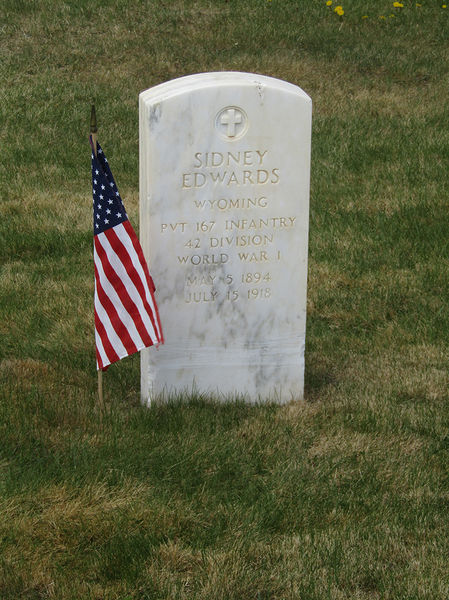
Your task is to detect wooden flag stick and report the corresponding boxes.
[98,369,104,414]
[90,104,98,158]
[91,104,104,415]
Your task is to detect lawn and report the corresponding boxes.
[1,1,449,598]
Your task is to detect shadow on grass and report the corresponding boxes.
[304,358,337,399]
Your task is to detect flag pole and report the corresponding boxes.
[90,104,104,415]
[90,104,98,157]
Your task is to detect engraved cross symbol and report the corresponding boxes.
[220,108,242,137]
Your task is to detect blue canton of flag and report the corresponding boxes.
[91,138,163,370]
[92,145,128,234]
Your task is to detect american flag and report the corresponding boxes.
[91,137,163,370]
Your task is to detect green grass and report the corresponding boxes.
[1,0,449,598]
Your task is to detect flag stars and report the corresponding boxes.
[92,145,128,234]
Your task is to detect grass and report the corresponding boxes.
[1,0,449,598]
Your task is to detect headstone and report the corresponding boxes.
[139,72,311,403]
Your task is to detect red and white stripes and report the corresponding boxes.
[94,220,163,370]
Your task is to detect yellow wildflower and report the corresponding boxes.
[334,5,344,15]
[326,0,332,5]
[362,15,368,18]
[393,2,404,7]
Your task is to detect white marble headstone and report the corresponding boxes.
[139,72,311,403]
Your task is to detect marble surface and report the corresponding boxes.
[139,72,312,403]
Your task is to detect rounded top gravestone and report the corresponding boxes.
[139,72,312,403]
